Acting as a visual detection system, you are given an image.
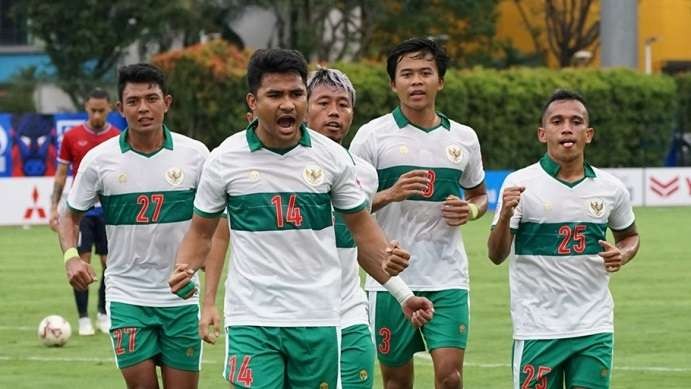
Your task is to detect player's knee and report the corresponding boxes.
[383,380,413,389]
[436,369,462,389]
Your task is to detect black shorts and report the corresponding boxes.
[78,215,108,255]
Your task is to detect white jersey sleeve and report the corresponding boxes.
[349,123,377,167]
[66,147,101,212]
[459,130,485,189]
[193,147,227,216]
[330,146,368,213]
[608,179,635,230]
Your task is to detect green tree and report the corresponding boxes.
[21,0,190,107]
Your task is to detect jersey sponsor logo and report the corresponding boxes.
[446,144,463,164]
[587,198,606,217]
[248,170,260,181]
[303,165,324,186]
[399,145,409,155]
[165,167,184,186]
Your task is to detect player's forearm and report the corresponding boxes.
[57,211,82,251]
[176,215,219,270]
[202,224,229,306]
[466,193,489,219]
[371,189,393,213]
[51,167,68,208]
[345,213,392,285]
[487,217,513,264]
[616,233,640,266]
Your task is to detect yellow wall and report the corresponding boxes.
[496,0,691,73]
[639,0,691,73]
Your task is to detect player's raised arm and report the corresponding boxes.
[199,217,230,343]
[487,185,525,264]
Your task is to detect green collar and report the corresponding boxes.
[539,153,596,186]
[392,106,450,132]
[119,125,174,155]
[245,119,311,152]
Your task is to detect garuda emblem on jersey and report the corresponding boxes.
[446,145,463,164]
[399,145,409,155]
[587,199,606,217]
[359,369,368,381]
[303,165,324,186]
[117,173,127,184]
[166,167,184,186]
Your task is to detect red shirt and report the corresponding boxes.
[58,123,120,175]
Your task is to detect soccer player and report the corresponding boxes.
[487,90,640,389]
[58,63,212,389]
[168,48,434,389]
[49,88,120,335]
[349,37,488,389]
[306,67,379,388]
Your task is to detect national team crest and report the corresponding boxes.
[319,383,329,389]
[303,165,324,186]
[359,369,368,381]
[117,173,127,184]
[165,167,184,186]
[587,199,606,217]
[446,145,463,164]
[399,145,409,155]
[248,170,260,182]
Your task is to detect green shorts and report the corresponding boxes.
[341,324,375,388]
[513,333,613,389]
[108,301,201,372]
[224,326,339,389]
[369,289,469,367]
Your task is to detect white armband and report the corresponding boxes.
[383,276,414,305]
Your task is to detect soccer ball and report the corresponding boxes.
[37,315,71,347]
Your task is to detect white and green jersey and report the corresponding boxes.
[67,127,209,307]
[193,122,367,327]
[350,107,485,291]
[335,154,378,328]
[492,154,635,340]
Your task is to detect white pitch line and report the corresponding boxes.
[0,326,34,331]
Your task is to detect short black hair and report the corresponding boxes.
[247,49,308,94]
[540,89,590,126]
[386,37,449,81]
[88,88,110,101]
[117,63,167,102]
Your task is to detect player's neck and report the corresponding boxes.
[551,153,585,182]
[85,121,107,134]
[400,104,439,129]
[127,127,165,154]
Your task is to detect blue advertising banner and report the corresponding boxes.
[0,114,12,177]
[0,112,126,177]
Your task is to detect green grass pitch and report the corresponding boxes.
[1,207,690,388]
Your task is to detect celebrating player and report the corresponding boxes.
[487,89,640,389]
[169,48,434,389]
